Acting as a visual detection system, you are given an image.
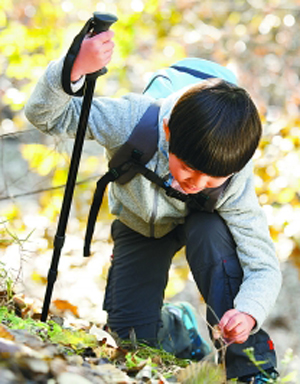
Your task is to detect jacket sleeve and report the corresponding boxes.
[25,57,153,152]
[216,161,282,331]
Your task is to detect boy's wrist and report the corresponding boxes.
[70,76,86,93]
[70,69,82,83]
[70,58,84,82]
[243,312,256,331]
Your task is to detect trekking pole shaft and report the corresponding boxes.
[41,12,117,322]
[41,80,96,322]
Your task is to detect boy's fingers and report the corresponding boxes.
[224,315,242,332]
[103,40,115,52]
[101,52,113,66]
[230,330,249,344]
[219,310,255,344]
[88,34,115,55]
[92,30,114,42]
[219,309,239,329]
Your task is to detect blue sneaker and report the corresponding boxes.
[238,369,279,383]
[163,302,211,360]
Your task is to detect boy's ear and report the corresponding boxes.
[163,118,170,141]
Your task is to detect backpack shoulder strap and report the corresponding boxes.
[109,102,160,184]
[84,102,160,256]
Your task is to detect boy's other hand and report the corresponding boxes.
[71,30,115,82]
[218,309,256,344]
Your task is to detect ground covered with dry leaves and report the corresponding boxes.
[0,296,227,384]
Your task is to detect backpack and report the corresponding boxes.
[83,58,237,256]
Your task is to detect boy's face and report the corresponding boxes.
[168,154,231,194]
[163,118,231,194]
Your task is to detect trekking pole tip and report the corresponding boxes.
[83,246,91,257]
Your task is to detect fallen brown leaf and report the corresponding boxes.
[53,299,79,317]
[0,324,15,341]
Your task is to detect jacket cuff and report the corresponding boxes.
[235,298,267,333]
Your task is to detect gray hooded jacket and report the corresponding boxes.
[25,58,282,331]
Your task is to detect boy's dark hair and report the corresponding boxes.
[168,78,262,177]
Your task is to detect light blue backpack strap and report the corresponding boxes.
[143,71,175,98]
[144,58,237,99]
[171,58,237,85]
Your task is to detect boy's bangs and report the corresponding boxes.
[168,79,262,177]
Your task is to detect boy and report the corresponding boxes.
[25,30,281,382]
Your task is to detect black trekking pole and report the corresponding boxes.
[41,13,117,322]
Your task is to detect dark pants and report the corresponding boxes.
[103,211,277,379]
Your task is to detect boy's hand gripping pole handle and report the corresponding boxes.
[61,12,118,96]
[86,13,118,81]
[41,13,117,323]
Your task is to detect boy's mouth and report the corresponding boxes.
[170,176,201,194]
[180,182,201,194]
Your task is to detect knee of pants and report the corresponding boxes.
[184,211,242,316]
[185,211,236,264]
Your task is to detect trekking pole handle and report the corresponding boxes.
[92,12,118,34]
[86,12,118,81]
[61,12,117,95]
